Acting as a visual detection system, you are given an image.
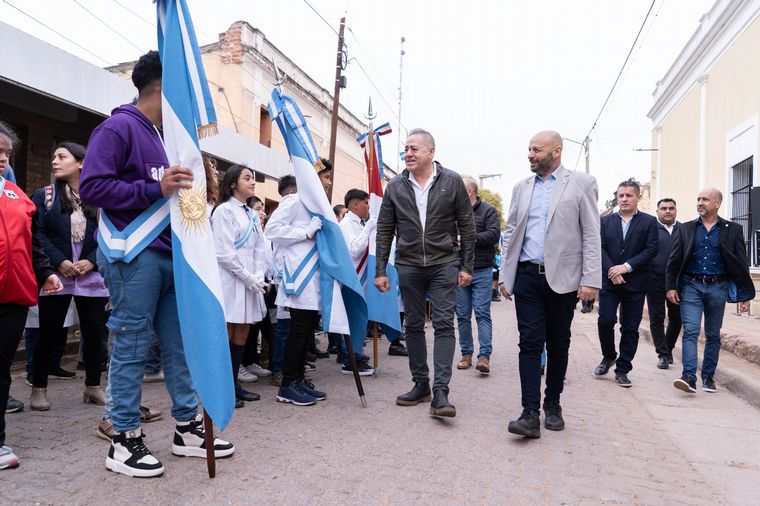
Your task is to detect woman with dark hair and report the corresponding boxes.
[30,142,109,410]
[211,164,268,407]
[0,121,62,469]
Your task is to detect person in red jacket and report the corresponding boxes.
[0,121,63,470]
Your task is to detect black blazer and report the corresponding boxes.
[32,186,99,270]
[600,211,658,292]
[650,221,680,275]
[666,217,756,301]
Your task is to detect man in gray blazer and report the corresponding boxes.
[499,130,601,439]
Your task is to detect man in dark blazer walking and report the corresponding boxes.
[666,188,755,394]
[594,180,658,387]
[647,198,681,369]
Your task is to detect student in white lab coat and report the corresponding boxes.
[210,165,267,408]
[265,174,327,406]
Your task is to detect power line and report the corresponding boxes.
[111,0,153,26]
[350,57,406,131]
[71,0,145,53]
[582,0,657,139]
[302,0,339,36]
[1,0,114,66]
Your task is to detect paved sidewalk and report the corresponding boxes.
[2,302,759,505]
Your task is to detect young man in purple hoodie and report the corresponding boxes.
[80,51,234,478]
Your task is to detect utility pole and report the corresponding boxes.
[396,36,405,173]
[327,16,346,202]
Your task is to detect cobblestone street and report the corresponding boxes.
[3,301,759,505]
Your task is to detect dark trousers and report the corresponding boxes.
[512,265,577,412]
[282,308,319,387]
[34,295,107,387]
[0,303,29,447]
[646,274,682,358]
[397,261,458,393]
[25,327,66,375]
[598,287,646,374]
[243,317,273,367]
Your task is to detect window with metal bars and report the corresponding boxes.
[731,156,753,261]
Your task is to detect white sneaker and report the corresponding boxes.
[237,366,259,383]
[106,428,164,478]
[245,363,272,377]
[171,414,234,458]
[0,446,19,470]
[142,371,165,383]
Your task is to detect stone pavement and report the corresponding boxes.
[3,301,760,505]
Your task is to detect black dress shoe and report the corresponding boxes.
[388,341,408,356]
[543,400,564,431]
[396,381,432,406]
[615,372,632,387]
[593,357,616,376]
[429,389,456,418]
[235,386,260,401]
[49,365,76,379]
[657,357,669,369]
[234,398,244,409]
[507,409,540,438]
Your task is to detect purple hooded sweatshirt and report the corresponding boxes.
[80,104,170,253]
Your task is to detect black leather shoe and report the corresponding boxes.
[615,372,632,387]
[396,381,432,406]
[311,348,330,359]
[388,341,408,356]
[593,357,616,376]
[234,398,244,409]
[543,400,564,431]
[657,357,669,369]
[507,409,540,438]
[236,386,260,401]
[429,389,456,418]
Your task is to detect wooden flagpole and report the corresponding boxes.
[364,99,380,371]
[203,408,216,478]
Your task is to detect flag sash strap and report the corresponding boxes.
[233,211,256,250]
[97,198,171,263]
[282,244,319,295]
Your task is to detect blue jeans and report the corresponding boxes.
[97,248,198,432]
[271,317,290,374]
[144,333,162,374]
[679,278,727,382]
[455,268,493,359]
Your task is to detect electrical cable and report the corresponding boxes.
[71,0,145,53]
[302,0,339,36]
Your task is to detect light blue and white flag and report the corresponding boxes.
[157,0,234,430]
[268,88,368,350]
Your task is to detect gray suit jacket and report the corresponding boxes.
[500,165,601,294]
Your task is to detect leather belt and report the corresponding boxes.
[519,261,545,275]
[684,273,727,284]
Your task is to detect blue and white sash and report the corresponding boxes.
[234,209,256,250]
[282,244,319,296]
[97,198,171,263]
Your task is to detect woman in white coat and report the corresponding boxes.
[210,165,267,408]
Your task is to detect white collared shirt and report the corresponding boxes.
[408,164,438,232]
[657,219,674,235]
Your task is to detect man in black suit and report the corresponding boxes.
[647,198,681,369]
[666,188,755,394]
[594,180,658,387]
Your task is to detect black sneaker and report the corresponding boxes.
[171,414,235,458]
[674,375,697,393]
[5,397,24,414]
[615,372,632,388]
[49,366,76,380]
[543,400,564,431]
[702,377,717,393]
[507,409,541,438]
[341,361,374,376]
[388,341,408,356]
[106,428,164,478]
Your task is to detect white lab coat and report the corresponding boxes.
[339,210,372,269]
[211,197,267,324]
[265,193,321,311]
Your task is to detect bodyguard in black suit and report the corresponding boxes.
[646,198,681,369]
[666,188,755,394]
[594,180,658,387]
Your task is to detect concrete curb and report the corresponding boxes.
[639,324,760,411]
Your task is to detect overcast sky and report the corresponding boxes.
[2,0,714,207]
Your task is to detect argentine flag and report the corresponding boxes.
[157,0,234,429]
[357,123,401,340]
[268,89,368,351]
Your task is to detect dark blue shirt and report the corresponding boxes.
[686,220,725,275]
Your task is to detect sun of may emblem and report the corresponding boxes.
[178,183,208,235]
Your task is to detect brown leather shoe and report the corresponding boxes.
[475,357,490,374]
[457,355,472,370]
